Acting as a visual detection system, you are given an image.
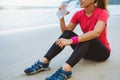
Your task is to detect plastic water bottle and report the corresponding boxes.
[56,7,68,19]
[56,0,77,19]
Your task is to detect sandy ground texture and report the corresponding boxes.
[0,15,120,80]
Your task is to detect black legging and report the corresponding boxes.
[44,30,110,67]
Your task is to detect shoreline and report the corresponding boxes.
[0,5,120,31]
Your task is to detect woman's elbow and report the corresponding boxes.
[95,31,101,38]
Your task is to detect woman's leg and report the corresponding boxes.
[45,39,110,80]
[65,41,90,67]
[43,30,78,62]
[62,41,90,71]
[45,40,90,80]
[24,30,78,75]
[62,39,110,72]
[83,39,110,61]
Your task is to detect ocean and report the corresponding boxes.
[0,5,120,31]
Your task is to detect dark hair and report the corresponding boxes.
[94,0,108,10]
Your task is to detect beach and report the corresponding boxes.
[0,5,120,80]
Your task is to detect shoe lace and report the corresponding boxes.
[31,60,42,70]
[57,73,67,80]
[48,69,62,80]
[52,69,61,77]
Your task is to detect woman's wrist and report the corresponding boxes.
[71,36,79,44]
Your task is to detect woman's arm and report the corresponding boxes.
[78,21,106,42]
[56,20,106,48]
[58,5,77,32]
[59,17,77,32]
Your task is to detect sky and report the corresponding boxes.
[0,0,64,6]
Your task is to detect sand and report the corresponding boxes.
[0,13,120,80]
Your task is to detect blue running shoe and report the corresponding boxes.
[24,60,50,75]
[45,67,72,80]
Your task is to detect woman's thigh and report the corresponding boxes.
[83,39,110,61]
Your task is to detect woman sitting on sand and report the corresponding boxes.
[24,0,111,80]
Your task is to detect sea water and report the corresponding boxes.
[0,5,120,31]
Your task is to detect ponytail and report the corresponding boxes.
[94,0,108,10]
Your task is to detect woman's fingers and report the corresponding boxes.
[59,4,67,10]
[56,39,64,48]
[65,11,70,15]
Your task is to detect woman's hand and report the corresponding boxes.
[58,5,70,15]
[59,4,67,10]
[56,38,72,48]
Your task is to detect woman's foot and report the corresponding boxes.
[24,60,50,75]
[45,67,72,80]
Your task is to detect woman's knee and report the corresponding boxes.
[63,30,76,36]
[60,30,77,39]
